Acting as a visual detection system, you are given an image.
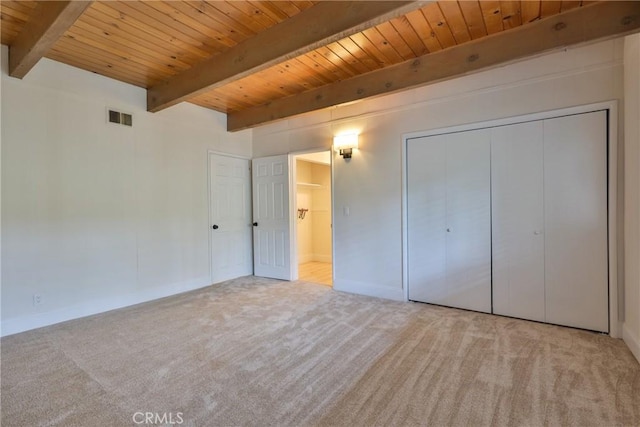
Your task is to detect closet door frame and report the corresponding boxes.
[401,101,620,338]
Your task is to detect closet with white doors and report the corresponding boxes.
[407,110,609,332]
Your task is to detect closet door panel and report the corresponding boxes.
[407,131,491,313]
[444,131,492,313]
[407,136,447,304]
[491,122,546,322]
[544,111,608,332]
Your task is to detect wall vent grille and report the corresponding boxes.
[108,109,133,127]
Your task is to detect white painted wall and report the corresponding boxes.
[1,45,252,336]
[310,163,332,263]
[624,34,640,361]
[253,39,626,304]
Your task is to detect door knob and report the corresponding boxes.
[534,230,542,235]
[253,222,258,227]
[212,224,219,230]
[446,228,451,232]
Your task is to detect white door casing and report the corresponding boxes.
[209,153,253,284]
[252,155,293,280]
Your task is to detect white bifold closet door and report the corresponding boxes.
[407,130,492,313]
[492,111,608,332]
[543,112,608,332]
[491,121,546,322]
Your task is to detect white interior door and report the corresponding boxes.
[252,155,292,280]
[407,130,492,313]
[491,121,546,322]
[209,153,253,284]
[544,111,609,332]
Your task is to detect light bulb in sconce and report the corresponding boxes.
[333,133,359,159]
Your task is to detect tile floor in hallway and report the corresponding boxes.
[299,262,332,286]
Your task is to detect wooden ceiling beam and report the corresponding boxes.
[146,1,429,113]
[9,1,93,78]
[228,1,640,132]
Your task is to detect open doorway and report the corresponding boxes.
[293,151,333,287]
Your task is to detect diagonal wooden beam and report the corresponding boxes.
[9,0,93,78]
[228,0,640,132]
[147,1,428,112]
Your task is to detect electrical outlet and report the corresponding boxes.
[33,294,42,306]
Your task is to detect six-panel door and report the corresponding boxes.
[252,155,292,280]
[209,154,253,284]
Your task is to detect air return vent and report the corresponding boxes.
[107,109,133,127]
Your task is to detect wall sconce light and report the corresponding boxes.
[333,133,359,159]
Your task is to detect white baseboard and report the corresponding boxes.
[1,276,211,337]
[333,279,404,302]
[623,323,640,363]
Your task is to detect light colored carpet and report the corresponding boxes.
[2,276,639,427]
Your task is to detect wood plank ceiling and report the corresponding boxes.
[2,1,639,131]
